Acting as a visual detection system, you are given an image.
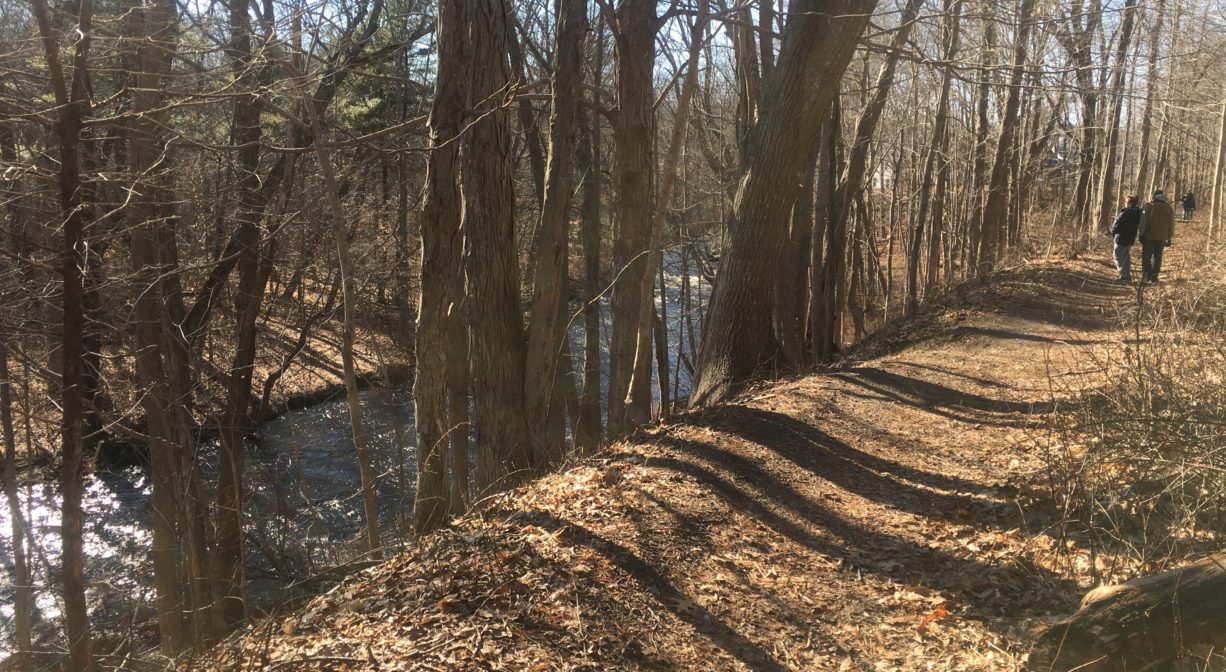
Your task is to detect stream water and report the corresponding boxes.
[0,252,708,654]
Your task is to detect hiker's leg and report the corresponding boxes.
[1140,242,1153,281]
[1114,244,1131,280]
[1152,244,1164,280]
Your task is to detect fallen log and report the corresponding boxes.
[1028,553,1226,671]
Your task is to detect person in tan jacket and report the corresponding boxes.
[1138,190,1175,284]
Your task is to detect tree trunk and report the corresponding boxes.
[574,103,603,454]
[1094,0,1138,232]
[524,0,587,463]
[215,0,268,625]
[300,64,385,560]
[124,0,187,649]
[907,0,961,316]
[965,9,995,274]
[413,0,466,534]
[822,0,922,347]
[30,0,95,662]
[690,1,874,407]
[0,340,32,663]
[978,0,1037,271]
[1028,554,1226,672]
[1210,91,1226,241]
[1133,0,1165,197]
[608,0,655,436]
[465,0,534,496]
[625,0,708,427]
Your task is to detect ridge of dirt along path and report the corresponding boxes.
[205,258,1135,672]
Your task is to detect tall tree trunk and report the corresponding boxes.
[30,0,95,662]
[1131,0,1164,195]
[1094,0,1138,231]
[811,96,843,362]
[907,0,961,315]
[1065,0,1103,228]
[574,104,603,453]
[979,0,1037,271]
[215,0,273,625]
[625,0,708,427]
[691,1,874,407]
[524,0,587,463]
[465,0,534,495]
[965,9,996,275]
[300,65,385,560]
[1210,91,1226,241]
[413,0,466,534]
[124,0,187,649]
[608,0,656,436]
[0,340,32,663]
[823,0,922,344]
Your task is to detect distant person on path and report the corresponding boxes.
[1181,191,1196,220]
[1107,194,1142,282]
[1139,190,1176,284]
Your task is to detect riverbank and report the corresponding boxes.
[196,248,1214,671]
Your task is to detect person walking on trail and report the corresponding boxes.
[1181,191,1196,220]
[1139,189,1176,284]
[1107,194,1143,282]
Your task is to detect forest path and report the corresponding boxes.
[211,257,1140,672]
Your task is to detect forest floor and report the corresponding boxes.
[198,245,1213,671]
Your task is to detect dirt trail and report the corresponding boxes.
[208,258,1137,672]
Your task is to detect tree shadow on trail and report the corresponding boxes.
[832,366,1055,427]
[519,509,797,672]
[647,420,1076,615]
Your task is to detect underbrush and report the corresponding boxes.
[1035,252,1226,583]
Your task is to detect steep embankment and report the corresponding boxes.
[203,258,1138,671]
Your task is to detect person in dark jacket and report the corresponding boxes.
[1139,190,1176,283]
[1108,194,1142,282]
[1180,192,1196,220]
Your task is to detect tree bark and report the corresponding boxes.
[1132,0,1165,197]
[1094,0,1138,232]
[1028,554,1226,672]
[1209,91,1226,241]
[978,0,1037,271]
[465,0,534,496]
[298,55,385,559]
[30,0,96,662]
[625,0,708,428]
[413,0,466,534]
[690,1,874,407]
[907,0,961,316]
[574,102,603,454]
[607,0,655,436]
[524,0,587,463]
[0,340,33,663]
[124,0,187,649]
[821,0,922,351]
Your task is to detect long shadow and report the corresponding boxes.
[834,366,1054,426]
[695,405,992,501]
[948,325,1103,347]
[639,434,1076,629]
[893,360,1011,389]
[517,510,794,672]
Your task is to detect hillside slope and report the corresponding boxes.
[203,259,1136,672]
